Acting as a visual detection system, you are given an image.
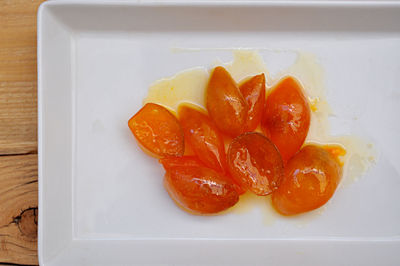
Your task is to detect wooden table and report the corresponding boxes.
[0,0,46,265]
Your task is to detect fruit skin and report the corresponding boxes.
[206,66,248,137]
[239,73,266,131]
[128,103,184,157]
[262,76,310,162]
[227,132,284,196]
[178,105,227,173]
[272,145,342,216]
[159,156,204,170]
[164,165,240,215]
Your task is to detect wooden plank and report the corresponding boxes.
[0,154,38,265]
[0,0,46,155]
[0,0,45,265]
[0,81,37,155]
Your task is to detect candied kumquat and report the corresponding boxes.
[262,77,310,162]
[178,105,227,173]
[206,66,248,137]
[227,132,284,196]
[239,73,266,131]
[272,145,342,215]
[164,165,239,214]
[128,103,184,157]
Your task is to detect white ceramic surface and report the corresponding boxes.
[38,1,400,265]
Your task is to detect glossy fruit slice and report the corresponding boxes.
[206,66,248,137]
[262,76,310,162]
[239,73,266,131]
[128,103,184,157]
[178,105,226,173]
[227,132,284,196]
[164,166,240,214]
[272,145,342,215]
[160,156,246,195]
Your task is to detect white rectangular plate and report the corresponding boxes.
[38,1,400,265]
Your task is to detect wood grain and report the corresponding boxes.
[0,0,45,265]
[0,0,46,155]
[0,155,38,265]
